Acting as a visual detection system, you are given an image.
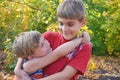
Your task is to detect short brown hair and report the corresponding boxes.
[12,31,41,58]
[57,0,86,22]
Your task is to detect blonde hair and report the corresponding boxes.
[57,0,86,22]
[12,31,41,58]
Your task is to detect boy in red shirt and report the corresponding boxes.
[40,0,92,79]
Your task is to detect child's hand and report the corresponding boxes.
[14,68,31,80]
[14,58,31,80]
[81,32,91,44]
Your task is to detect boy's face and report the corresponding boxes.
[58,17,86,40]
[27,36,52,59]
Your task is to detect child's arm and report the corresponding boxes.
[38,65,77,80]
[14,58,23,77]
[38,42,92,80]
[23,37,84,73]
[14,58,30,79]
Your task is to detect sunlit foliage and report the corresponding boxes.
[84,0,120,56]
[0,0,119,71]
[0,0,59,70]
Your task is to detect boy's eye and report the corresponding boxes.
[59,22,63,26]
[68,23,74,26]
[40,43,44,48]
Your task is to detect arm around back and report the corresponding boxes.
[23,37,83,73]
[38,65,77,80]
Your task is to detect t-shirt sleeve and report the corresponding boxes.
[68,43,92,75]
[42,31,56,43]
[42,31,58,49]
[42,31,52,41]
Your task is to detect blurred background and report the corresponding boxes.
[0,0,120,80]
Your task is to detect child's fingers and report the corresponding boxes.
[82,32,90,42]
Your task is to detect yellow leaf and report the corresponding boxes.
[88,59,96,70]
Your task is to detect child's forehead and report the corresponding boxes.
[58,17,78,22]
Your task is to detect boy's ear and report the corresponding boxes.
[81,18,87,27]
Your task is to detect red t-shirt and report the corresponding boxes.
[42,31,92,80]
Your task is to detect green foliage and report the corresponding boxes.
[84,0,120,56]
[0,0,59,71]
[84,0,107,55]
[0,0,120,71]
[46,23,60,32]
[3,38,17,71]
[0,0,59,46]
[101,1,120,57]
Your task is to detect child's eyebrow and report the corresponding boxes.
[58,21,62,23]
[68,21,74,23]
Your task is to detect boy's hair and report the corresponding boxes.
[12,31,41,58]
[57,0,86,22]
